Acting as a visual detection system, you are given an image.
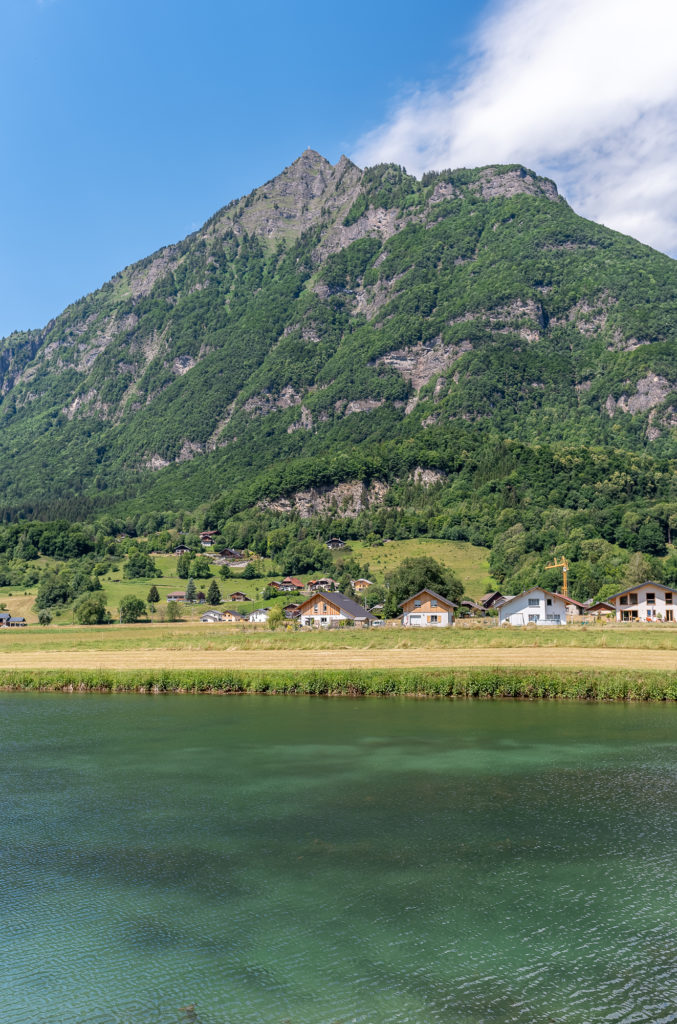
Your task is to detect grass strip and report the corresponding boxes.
[0,667,676,701]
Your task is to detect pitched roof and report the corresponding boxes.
[398,588,457,609]
[299,591,377,620]
[498,586,564,609]
[587,601,615,611]
[481,591,503,602]
[562,596,589,609]
[603,581,677,601]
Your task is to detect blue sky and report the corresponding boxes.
[0,0,480,338]
[2,0,675,339]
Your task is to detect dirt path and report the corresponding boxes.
[0,647,673,671]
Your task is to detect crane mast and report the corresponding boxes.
[545,556,569,598]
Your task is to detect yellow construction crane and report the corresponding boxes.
[545,556,569,598]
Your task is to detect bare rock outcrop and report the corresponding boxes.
[376,339,472,399]
[260,479,389,518]
[470,167,559,202]
[241,385,302,418]
[605,375,674,427]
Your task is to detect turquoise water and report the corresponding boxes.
[1,695,676,1024]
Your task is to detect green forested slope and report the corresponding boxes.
[0,150,675,596]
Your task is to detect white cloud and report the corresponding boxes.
[353,0,677,254]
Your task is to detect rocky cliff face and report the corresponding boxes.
[0,151,674,514]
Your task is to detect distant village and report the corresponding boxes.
[164,534,676,630]
[2,530,673,630]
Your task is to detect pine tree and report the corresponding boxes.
[207,579,221,605]
[147,585,160,606]
[219,563,232,580]
[185,577,197,603]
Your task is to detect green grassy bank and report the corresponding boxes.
[1,667,677,701]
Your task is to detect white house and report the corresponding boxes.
[399,588,456,627]
[498,587,568,626]
[605,581,676,622]
[248,607,271,623]
[200,610,224,623]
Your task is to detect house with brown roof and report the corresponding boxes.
[296,591,377,627]
[229,591,249,602]
[167,591,186,602]
[281,576,304,590]
[400,589,456,627]
[283,603,301,618]
[326,537,345,550]
[221,609,246,622]
[480,591,504,609]
[308,577,337,591]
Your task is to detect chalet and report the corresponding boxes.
[283,603,300,618]
[4,615,26,627]
[0,612,10,625]
[498,588,567,626]
[605,582,676,622]
[229,591,249,602]
[308,577,337,591]
[480,592,504,609]
[326,537,345,550]
[200,530,218,547]
[461,599,484,616]
[174,545,191,556]
[216,547,244,560]
[221,609,246,622]
[282,576,304,590]
[351,578,373,593]
[587,600,615,618]
[167,591,186,602]
[248,607,271,623]
[400,589,456,627]
[200,610,224,623]
[296,591,377,627]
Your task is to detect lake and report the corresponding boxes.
[1,694,676,1024]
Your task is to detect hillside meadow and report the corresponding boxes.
[0,538,496,625]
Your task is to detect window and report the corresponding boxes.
[666,592,673,604]
[429,615,439,623]
[313,604,319,612]
[322,604,327,612]
[431,600,438,608]
[666,610,674,622]
[528,614,540,622]
[528,598,539,607]
[414,600,421,607]
[546,598,552,606]
[546,614,561,622]
[646,592,655,604]
[620,596,628,606]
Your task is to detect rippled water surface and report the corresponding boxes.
[1,695,676,1024]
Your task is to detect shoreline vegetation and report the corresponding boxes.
[1,667,676,701]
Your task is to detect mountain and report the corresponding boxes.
[1,149,675,530]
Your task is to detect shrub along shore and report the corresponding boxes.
[1,667,676,701]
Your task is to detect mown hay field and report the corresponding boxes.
[0,642,674,673]
[0,620,674,654]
